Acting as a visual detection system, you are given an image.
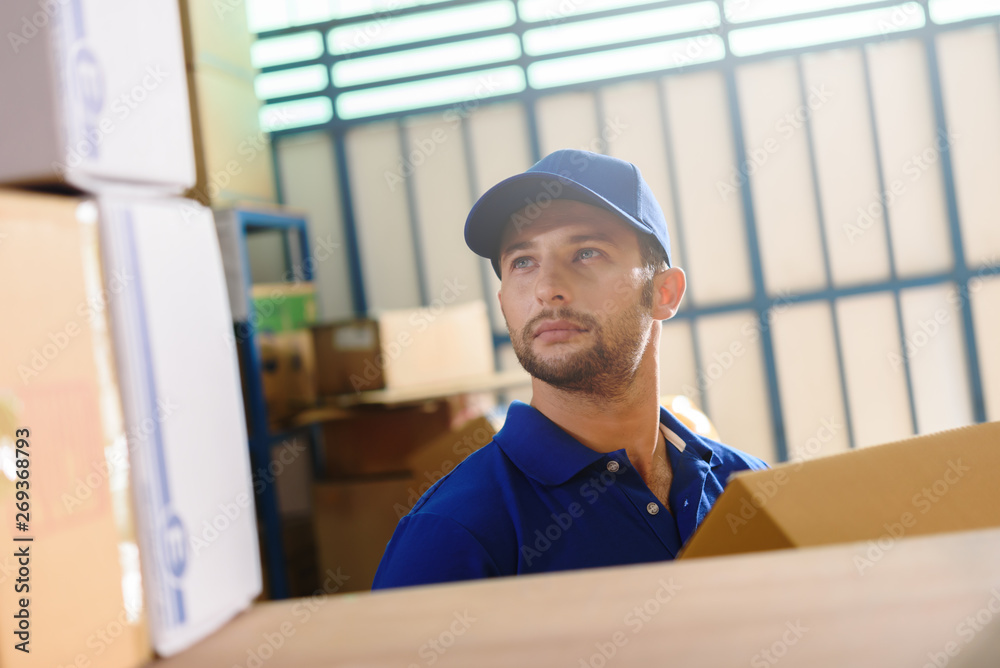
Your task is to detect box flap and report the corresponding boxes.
[682,421,1000,558]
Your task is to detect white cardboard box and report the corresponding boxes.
[0,0,195,192]
[98,195,261,656]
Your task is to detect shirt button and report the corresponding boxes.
[606,460,620,473]
[646,502,660,515]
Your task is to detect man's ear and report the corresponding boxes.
[651,267,686,321]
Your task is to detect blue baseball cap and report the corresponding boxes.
[464,149,672,277]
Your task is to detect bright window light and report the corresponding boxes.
[247,0,291,32]
[260,97,334,131]
[523,2,719,56]
[328,1,517,55]
[329,0,453,20]
[255,65,328,99]
[518,0,673,22]
[286,0,335,25]
[724,0,878,24]
[929,0,1000,23]
[528,35,726,88]
[333,34,521,86]
[728,3,925,56]
[336,66,525,119]
[251,32,324,68]
[247,0,457,31]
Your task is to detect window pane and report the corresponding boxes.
[336,66,525,119]
[523,3,719,56]
[256,65,328,98]
[331,0,452,20]
[729,3,925,56]
[528,35,725,88]
[333,34,521,86]
[247,0,291,33]
[251,32,324,68]
[725,0,881,23]
[518,0,669,22]
[328,1,516,55]
[929,0,1000,23]
[260,97,334,131]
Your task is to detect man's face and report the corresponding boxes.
[497,199,656,396]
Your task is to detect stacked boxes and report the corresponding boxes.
[1,0,264,659]
[312,415,497,592]
[0,0,195,191]
[97,196,262,655]
[250,283,320,425]
[311,301,496,395]
[0,191,150,668]
[178,0,278,207]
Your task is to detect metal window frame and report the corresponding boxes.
[262,0,1000,460]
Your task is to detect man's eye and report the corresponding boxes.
[578,248,600,260]
[512,257,531,269]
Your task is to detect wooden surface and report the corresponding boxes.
[295,370,532,422]
[149,527,1000,667]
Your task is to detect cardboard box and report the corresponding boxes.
[0,0,195,192]
[259,330,317,426]
[312,300,495,395]
[312,476,413,593]
[251,283,318,333]
[681,421,1000,559]
[185,63,277,207]
[0,190,151,667]
[312,417,494,592]
[177,0,255,75]
[98,194,262,655]
[177,0,276,207]
[319,402,454,478]
[406,416,495,489]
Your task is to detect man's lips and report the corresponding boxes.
[533,319,588,341]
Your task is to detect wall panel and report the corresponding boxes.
[899,284,974,434]
[345,122,422,310]
[867,39,953,278]
[695,311,777,463]
[770,301,851,460]
[936,26,1000,268]
[405,114,484,307]
[276,131,355,320]
[802,47,892,287]
[737,58,827,296]
[663,71,754,306]
[836,293,914,447]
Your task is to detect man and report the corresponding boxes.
[372,149,767,590]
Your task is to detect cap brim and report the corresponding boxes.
[464,171,654,278]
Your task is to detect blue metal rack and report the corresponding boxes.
[224,207,317,600]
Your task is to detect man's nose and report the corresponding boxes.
[534,262,572,305]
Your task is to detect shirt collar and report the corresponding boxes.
[658,406,720,469]
[495,401,719,486]
[495,401,605,485]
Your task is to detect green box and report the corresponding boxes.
[251,282,317,332]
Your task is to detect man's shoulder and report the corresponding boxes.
[408,440,523,523]
[660,406,769,473]
[700,436,770,473]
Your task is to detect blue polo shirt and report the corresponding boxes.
[372,401,768,589]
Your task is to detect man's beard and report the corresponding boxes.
[509,285,654,398]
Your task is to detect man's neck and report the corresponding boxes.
[528,344,664,475]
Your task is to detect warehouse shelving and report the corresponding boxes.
[218,206,320,600]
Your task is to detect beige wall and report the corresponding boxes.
[275,28,1000,463]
